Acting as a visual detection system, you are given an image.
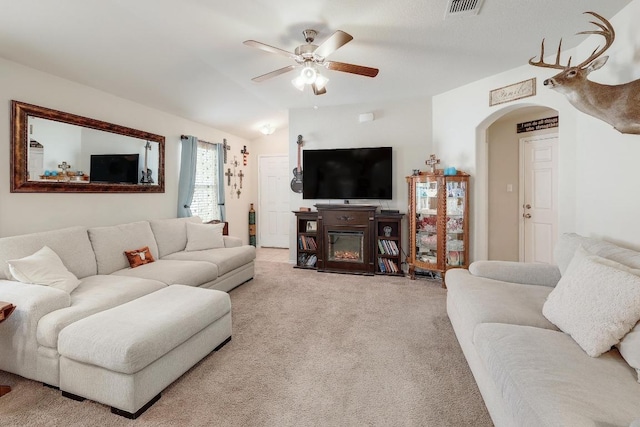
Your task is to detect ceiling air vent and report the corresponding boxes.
[445,0,484,18]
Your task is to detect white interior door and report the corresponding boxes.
[519,134,558,263]
[259,155,290,248]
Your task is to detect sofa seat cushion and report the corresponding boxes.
[37,275,166,349]
[58,285,231,374]
[162,245,256,276]
[474,323,640,427]
[446,268,558,334]
[111,259,218,287]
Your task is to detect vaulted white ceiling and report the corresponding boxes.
[0,0,631,139]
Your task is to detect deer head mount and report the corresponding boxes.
[529,11,640,135]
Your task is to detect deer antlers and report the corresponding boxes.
[529,11,615,70]
[529,38,571,70]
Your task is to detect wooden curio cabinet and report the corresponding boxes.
[406,172,470,286]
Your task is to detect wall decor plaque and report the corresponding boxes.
[516,116,559,133]
[489,78,536,106]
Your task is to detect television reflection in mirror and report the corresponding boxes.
[90,154,140,184]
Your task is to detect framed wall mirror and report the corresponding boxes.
[11,100,165,193]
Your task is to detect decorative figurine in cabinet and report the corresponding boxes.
[406,171,470,286]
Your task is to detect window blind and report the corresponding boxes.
[191,141,221,222]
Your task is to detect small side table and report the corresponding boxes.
[0,301,16,397]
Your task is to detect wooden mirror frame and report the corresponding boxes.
[11,100,165,193]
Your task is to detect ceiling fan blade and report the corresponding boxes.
[243,40,298,60]
[325,61,379,78]
[313,30,353,58]
[251,65,298,82]
[312,83,327,95]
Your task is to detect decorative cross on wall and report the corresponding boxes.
[425,154,440,173]
[237,170,244,189]
[225,168,233,186]
[223,139,231,164]
[240,145,249,166]
[236,189,241,199]
[230,156,240,197]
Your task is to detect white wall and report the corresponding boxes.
[221,139,256,243]
[433,0,640,259]
[30,117,82,174]
[0,57,252,242]
[288,97,432,262]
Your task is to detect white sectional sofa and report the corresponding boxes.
[446,233,640,426]
[0,216,255,416]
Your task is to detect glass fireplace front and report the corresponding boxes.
[327,230,364,263]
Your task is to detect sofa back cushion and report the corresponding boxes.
[88,221,159,275]
[554,233,640,275]
[0,226,97,280]
[149,216,202,258]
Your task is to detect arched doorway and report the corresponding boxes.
[474,104,559,262]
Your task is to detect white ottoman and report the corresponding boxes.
[58,285,231,419]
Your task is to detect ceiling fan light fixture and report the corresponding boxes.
[291,76,306,91]
[315,73,329,90]
[300,65,317,84]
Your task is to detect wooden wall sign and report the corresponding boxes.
[489,78,536,106]
[516,116,559,133]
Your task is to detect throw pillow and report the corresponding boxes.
[124,246,155,268]
[7,246,80,293]
[185,222,225,251]
[582,252,640,381]
[542,246,640,357]
[618,322,640,383]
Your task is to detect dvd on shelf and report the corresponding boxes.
[298,253,317,267]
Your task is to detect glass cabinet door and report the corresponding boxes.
[406,171,470,282]
[445,179,466,267]
[415,178,439,266]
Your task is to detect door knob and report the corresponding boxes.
[524,204,531,209]
[523,213,531,219]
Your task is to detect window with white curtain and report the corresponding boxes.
[190,141,221,222]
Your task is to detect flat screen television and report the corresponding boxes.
[90,154,139,184]
[302,147,392,200]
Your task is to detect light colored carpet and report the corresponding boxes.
[0,261,492,426]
